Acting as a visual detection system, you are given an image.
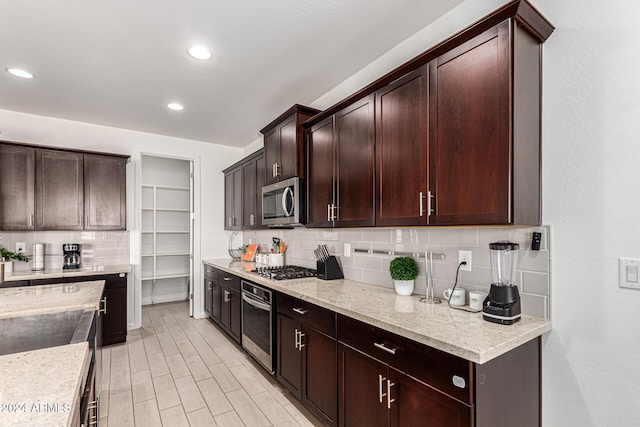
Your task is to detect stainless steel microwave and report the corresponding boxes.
[262,177,303,226]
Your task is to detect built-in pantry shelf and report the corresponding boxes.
[140,156,193,306]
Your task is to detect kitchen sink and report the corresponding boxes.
[0,309,95,356]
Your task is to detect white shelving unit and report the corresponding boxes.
[141,155,193,307]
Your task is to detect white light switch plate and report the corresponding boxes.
[619,258,640,289]
[344,243,351,258]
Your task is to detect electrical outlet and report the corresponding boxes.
[458,250,472,271]
[344,243,351,258]
[16,242,26,254]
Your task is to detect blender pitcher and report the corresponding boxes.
[482,241,522,325]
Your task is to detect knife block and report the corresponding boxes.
[317,256,344,280]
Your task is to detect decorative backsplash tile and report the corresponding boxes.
[244,225,551,319]
[0,230,130,271]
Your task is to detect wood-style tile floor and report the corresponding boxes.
[100,301,324,426]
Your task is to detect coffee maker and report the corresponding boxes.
[482,241,521,325]
[63,243,81,270]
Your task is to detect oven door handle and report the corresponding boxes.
[242,292,271,311]
[282,186,294,217]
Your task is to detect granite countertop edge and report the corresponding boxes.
[4,264,132,281]
[203,258,552,365]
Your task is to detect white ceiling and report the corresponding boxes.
[0,0,463,148]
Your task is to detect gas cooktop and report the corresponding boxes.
[251,265,317,281]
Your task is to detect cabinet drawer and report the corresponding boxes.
[204,265,218,280]
[337,314,473,404]
[218,272,240,291]
[277,293,336,337]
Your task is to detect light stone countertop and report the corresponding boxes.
[0,342,88,427]
[0,280,105,426]
[0,280,105,319]
[3,264,131,282]
[204,258,552,364]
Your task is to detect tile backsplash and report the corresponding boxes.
[244,226,551,319]
[0,230,130,271]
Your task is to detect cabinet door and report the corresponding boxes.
[339,344,388,427]
[278,114,298,181]
[210,275,221,323]
[228,286,242,343]
[429,24,510,225]
[242,159,257,228]
[303,328,337,426]
[84,154,126,230]
[277,313,302,399]
[390,368,472,427]
[306,117,334,227]
[204,278,213,316]
[263,127,279,184]
[0,144,35,230]
[375,65,428,226]
[102,275,128,346]
[335,95,375,227]
[224,167,242,230]
[36,149,84,230]
[255,153,266,229]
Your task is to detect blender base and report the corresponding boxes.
[482,284,522,325]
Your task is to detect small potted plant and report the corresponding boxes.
[389,256,419,295]
[0,247,29,274]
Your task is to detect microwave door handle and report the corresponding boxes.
[282,187,294,217]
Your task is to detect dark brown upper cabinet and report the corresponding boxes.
[0,144,35,230]
[428,20,541,225]
[223,165,242,231]
[303,0,552,227]
[36,149,84,230]
[241,150,266,229]
[84,154,127,230]
[261,105,320,184]
[375,66,429,227]
[306,95,375,228]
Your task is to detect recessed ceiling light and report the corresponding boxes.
[187,45,212,61]
[6,68,35,79]
[167,102,184,111]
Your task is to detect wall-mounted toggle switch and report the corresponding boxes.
[620,258,640,289]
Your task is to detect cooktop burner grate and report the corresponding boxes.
[251,265,317,281]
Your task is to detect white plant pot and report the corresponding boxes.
[393,279,414,296]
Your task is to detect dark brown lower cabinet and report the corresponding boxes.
[338,344,472,427]
[204,265,220,323]
[218,273,241,344]
[30,273,128,345]
[276,293,337,426]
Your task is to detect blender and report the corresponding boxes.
[482,241,521,325]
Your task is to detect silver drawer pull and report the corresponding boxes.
[99,297,107,315]
[223,277,233,281]
[374,342,397,355]
[292,307,308,315]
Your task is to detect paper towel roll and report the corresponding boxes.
[32,243,44,271]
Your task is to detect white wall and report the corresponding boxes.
[534,1,640,425]
[0,108,245,325]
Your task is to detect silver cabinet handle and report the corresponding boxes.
[275,163,281,177]
[207,281,212,290]
[223,277,233,281]
[294,328,300,350]
[378,374,386,403]
[374,342,397,354]
[427,190,434,216]
[298,331,306,349]
[29,213,34,227]
[224,289,230,302]
[250,214,255,226]
[327,204,331,222]
[386,380,395,409]
[419,191,426,216]
[292,307,308,315]
[99,297,107,315]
